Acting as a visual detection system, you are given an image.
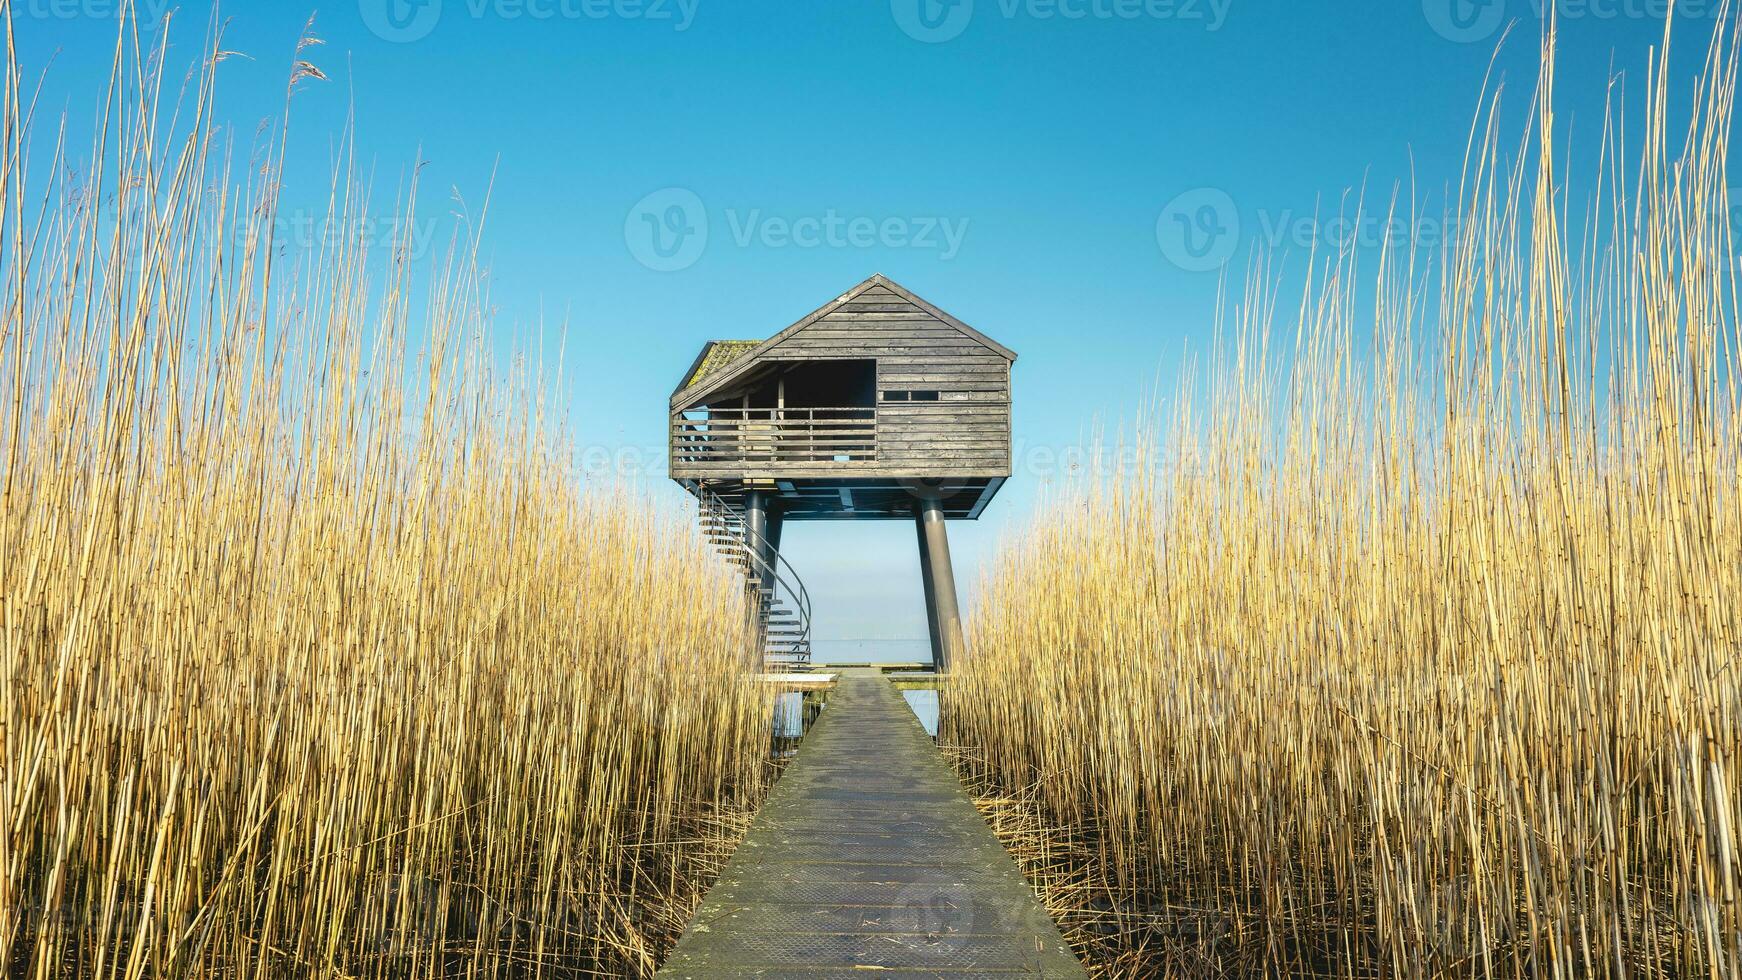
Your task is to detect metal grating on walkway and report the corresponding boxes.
[658,670,1085,979]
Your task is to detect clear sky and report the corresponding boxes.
[18,0,1726,661]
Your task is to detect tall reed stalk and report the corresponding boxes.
[0,15,768,979]
[947,18,1742,979]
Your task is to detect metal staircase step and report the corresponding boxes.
[694,484,811,670]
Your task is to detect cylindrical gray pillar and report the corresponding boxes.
[915,513,943,663]
[744,491,770,574]
[743,492,772,646]
[915,498,962,672]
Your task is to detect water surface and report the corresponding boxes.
[901,689,939,737]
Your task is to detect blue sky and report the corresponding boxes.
[17,0,1726,661]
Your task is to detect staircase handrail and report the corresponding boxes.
[694,485,813,668]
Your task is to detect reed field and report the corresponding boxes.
[0,18,771,980]
[945,20,1742,980]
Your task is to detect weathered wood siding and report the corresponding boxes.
[758,283,1011,475]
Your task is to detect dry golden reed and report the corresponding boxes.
[1,16,768,979]
[947,19,1742,980]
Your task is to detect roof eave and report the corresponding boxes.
[669,276,889,410]
[671,342,719,400]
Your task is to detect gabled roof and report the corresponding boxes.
[676,340,760,394]
[670,273,1015,410]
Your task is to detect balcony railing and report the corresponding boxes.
[672,407,877,465]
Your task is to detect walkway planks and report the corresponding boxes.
[659,670,1085,979]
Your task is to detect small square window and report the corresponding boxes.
[910,390,940,401]
[882,390,909,402]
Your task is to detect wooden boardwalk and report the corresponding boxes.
[658,670,1085,979]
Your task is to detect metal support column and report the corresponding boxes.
[915,498,962,672]
[915,512,943,665]
[744,491,771,643]
[744,491,770,572]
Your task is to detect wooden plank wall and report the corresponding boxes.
[762,283,1011,474]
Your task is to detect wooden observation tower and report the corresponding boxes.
[669,274,1015,672]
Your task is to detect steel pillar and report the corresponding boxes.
[744,491,770,569]
[915,513,943,664]
[915,498,962,672]
[743,492,773,645]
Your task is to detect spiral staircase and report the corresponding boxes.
[694,485,813,671]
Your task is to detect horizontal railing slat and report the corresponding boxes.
[672,408,882,466]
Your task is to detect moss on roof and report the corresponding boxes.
[684,340,760,390]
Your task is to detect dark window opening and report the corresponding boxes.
[781,360,876,408]
[883,390,940,402]
[715,360,877,411]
